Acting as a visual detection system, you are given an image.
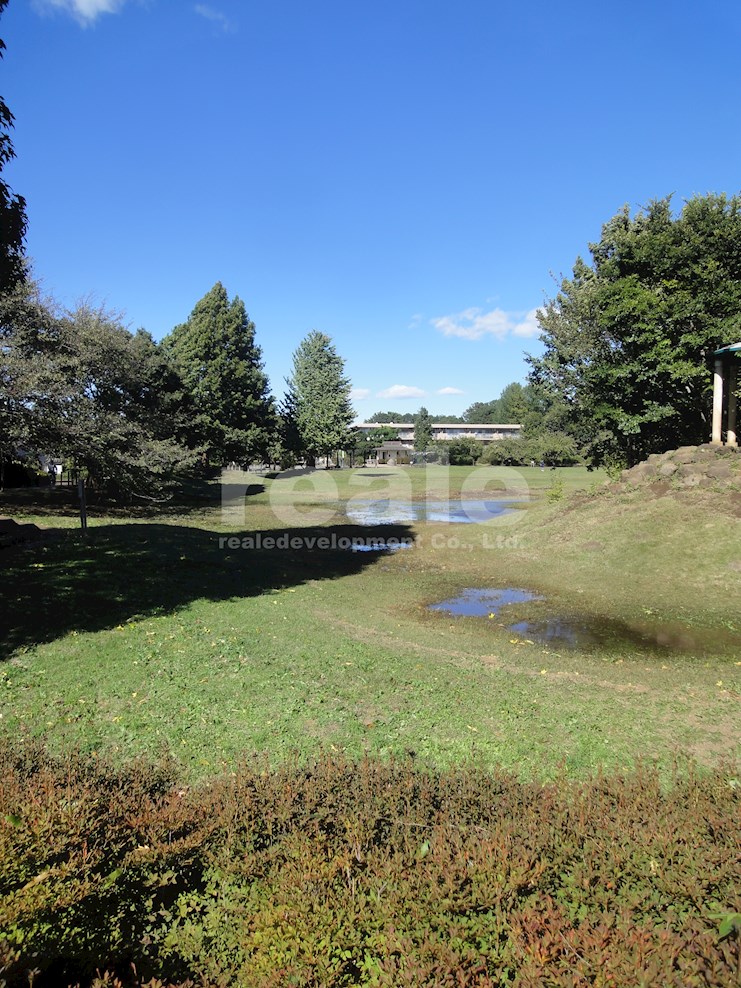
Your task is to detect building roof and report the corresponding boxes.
[714,342,741,355]
[356,421,521,428]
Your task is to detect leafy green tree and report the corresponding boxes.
[284,331,354,466]
[462,400,499,423]
[413,406,433,451]
[48,303,197,495]
[497,382,529,424]
[163,283,275,466]
[463,384,529,425]
[0,283,195,494]
[367,410,409,423]
[0,1,27,292]
[529,194,741,466]
[447,437,483,465]
[0,278,56,484]
[354,425,400,463]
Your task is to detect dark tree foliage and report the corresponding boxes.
[0,282,196,494]
[464,383,530,425]
[368,411,464,424]
[283,330,354,465]
[0,0,27,291]
[163,283,275,466]
[413,406,433,450]
[529,194,741,466]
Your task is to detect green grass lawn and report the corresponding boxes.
[1,465,739,780]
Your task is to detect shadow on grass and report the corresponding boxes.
[0,477,266,522]
[0,521,414,657]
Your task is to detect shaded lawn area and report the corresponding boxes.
[0,520,414,656]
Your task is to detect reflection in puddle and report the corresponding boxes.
[428,587,740,653]
[508,619,599,649]
[346,499,522,525]
[429,587,542,617]
[350,540,413,553]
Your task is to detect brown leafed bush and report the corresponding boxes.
[0,741,739,987]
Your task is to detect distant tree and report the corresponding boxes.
[529,194,741,466]
[463,384,530,424]
[463,399,499,423]
[496,382,529,424]
[354,425,400,463]
[163,283,275,466]
[480,431,580,467]
[414,406,433,450]
[368,410,415,423]
[447,437,483,465]
[284,330,354,466]
[0,0,27,292]
[368,410,463,424]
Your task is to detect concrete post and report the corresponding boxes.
[727,360,738,447]
[711,358,724,444]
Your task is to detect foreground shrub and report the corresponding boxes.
[0,742,739,986]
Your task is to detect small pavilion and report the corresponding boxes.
[711,343,740,446]
[372,441,412,466]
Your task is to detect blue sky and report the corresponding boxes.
[4,0,741,420]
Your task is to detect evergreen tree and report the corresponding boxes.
[284,331,354,465]
[163,283,275,465]
[414,406,433,450]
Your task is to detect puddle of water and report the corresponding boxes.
[429,587,543,617]
[346,499,522,525]
[350,540,414,553]
[508,619,599,649]
[428,588,741,654]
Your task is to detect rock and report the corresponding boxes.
[629,462,658,481]
[673,448,700,463]
[679,472,703,487]
[705,462,733,480]
[648,481,672,496]
[657,461,678,477]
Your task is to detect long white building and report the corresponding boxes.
[354,422,522,444]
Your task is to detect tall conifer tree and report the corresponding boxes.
[284,331,354,465]
[164,283,275,465]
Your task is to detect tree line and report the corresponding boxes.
[2,0,738,482]
[1,277,355,492]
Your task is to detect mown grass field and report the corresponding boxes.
[2,464,739,780]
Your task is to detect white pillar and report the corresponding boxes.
[727,361,738,448]
[711,358,724,444]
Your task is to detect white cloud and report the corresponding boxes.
[437,386,464,395]
[376,384,427,400]
[511,308,542,338]
[350,387,370,400]
[431,306,542,341]
[33,0,126,24]
[407,313,423,330]
[194,3,235,32]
